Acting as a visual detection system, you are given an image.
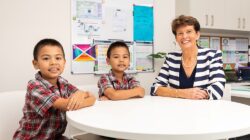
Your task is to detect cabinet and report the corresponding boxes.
[176,0,225,29]
[224,0,250,31]
[176,0,250,31]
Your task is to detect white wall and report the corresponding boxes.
[0,0,176,94]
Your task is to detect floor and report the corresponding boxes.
[72,133,250,140]
[229,134,250,140]
[72,133,120,140]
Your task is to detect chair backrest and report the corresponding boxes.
[0,90,26,140]
[222,84,231,101]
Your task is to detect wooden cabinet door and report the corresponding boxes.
[188,0,210,28]
[224,0,250,31]
[241,0,250,31]
[177,0,225,29]
[208,0,225,29]
[224,0,241,30]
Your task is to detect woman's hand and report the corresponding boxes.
[181,88,208,100]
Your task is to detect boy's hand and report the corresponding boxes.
[135,87,145,97]
[67,91,89,110]
[99,96,109,101]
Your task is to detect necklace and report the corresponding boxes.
[181,56,197,68]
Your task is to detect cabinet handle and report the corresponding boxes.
[238,18,241,29]
[205,15,208,26]
[243,18,246,29]
[211,15,214,26]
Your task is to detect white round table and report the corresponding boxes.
[67,96,250,140]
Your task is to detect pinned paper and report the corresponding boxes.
[224,64,232,70]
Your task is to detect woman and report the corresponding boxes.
[151,15,225,100]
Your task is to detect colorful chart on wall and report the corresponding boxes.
[71,0,154,74]
[133,5,153,42]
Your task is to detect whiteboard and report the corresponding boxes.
[71,0,154,74]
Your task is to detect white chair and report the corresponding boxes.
[221,84,231,101]
[221,84,231,140]
[0,90,26,140]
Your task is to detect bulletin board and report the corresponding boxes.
[198,36,249,70]
[71,0,154,74]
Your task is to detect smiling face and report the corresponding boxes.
[175,25,200,50]
[106,46,130,73]
[32,45,66,84]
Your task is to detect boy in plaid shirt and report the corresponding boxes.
[98,41,145,101]
[13,39,96,140]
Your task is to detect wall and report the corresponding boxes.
[0,0,176,94]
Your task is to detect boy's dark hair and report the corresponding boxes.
[33,38,65,60]
[171,15,200,36]
[106,41,130,58]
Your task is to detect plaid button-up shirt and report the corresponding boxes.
[98,70,140,97]
[13,72,78,140]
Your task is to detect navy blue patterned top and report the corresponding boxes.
[151,47,226,100]
[179,64,196,89]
